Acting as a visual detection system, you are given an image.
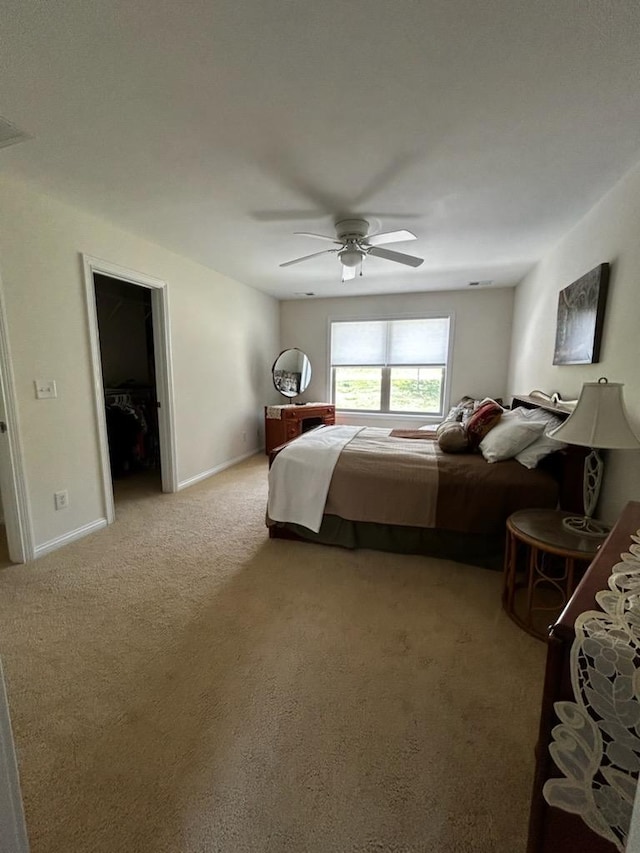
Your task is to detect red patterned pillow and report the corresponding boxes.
[466,400,503,448]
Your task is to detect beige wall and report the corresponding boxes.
[280,288,514,428]
[508,160,640,523]
[0,175,279,549]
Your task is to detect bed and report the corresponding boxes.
[266,397,583,568]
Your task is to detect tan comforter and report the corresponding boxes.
[321,427,558,535]
[324,429,440,527]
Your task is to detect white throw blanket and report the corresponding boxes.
[267,425,364,533]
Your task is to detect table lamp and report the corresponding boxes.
[547,378,640,536]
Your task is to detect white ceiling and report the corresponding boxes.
[2,0,640,299]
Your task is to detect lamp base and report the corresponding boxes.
[562,515,611,538]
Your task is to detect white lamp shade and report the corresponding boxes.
[548,381,640,449]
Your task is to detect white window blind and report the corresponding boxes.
[331,321,388,366]
[331,318,449,366]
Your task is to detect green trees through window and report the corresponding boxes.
[390,368,443,412]
[334,367,381,410]
[334,366,444,414]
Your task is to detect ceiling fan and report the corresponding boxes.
[279,218,424,281]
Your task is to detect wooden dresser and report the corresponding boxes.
[527,500,640,852]
[264,403,335,454]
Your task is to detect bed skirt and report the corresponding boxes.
[268,515,505,570]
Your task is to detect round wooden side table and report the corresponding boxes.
[503,509,601,640]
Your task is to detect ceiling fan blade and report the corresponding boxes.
[342,265,356,281]
[258,152,344,213]
[279,249,336,268]
[367,246,424,268]
[366,229,416,246]
[251,209,325,222]
[294,231,343,244]
[360,212,420,219]
[351,151,423,207]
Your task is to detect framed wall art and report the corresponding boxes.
[553,263,609,365]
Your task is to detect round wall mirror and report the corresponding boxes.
[272,348,312,400]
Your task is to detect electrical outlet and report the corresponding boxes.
[54,490,69,510]
[242,431,247,443]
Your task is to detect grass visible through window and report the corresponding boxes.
[334,366,444,413]
[334,367,381,410]
[390,367,443,413]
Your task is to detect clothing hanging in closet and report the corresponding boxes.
[104,388,158,477]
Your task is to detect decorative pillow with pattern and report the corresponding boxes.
[436,422,470,453]
[439,397,476,426]
[466,399,504,448]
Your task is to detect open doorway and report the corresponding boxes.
[94,274,161,504]
[83,256,177,524]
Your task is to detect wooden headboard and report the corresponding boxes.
[511,394,586,514]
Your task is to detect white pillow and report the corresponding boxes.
[516,415,566,468]
[510,406,559,427]
[479,409,545,463]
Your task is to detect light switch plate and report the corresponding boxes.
[34,380,57,399]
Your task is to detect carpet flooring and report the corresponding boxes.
[0,455,546,852]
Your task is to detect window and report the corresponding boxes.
[330,317,451,415]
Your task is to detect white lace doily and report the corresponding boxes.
[543,527,640,851]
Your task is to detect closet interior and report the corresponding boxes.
[94,274,161,493]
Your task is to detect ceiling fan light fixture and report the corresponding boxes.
[280,217,423,280]
[338,247,363,268]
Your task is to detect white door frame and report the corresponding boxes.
[82,255,178,524]
[0,271,34,563]
[0,659,30,852]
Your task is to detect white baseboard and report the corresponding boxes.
[32,450,263,555]
[177,448,261,491]
[33,518,108,559]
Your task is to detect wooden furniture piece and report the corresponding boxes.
[511,394,587,514]
[264,403,335,455]
[503,509,600,640]
[511,394,575,418]
[527,500,640,853]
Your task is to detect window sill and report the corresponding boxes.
[335,410,442,428]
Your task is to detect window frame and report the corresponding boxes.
[327,313,454,419]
